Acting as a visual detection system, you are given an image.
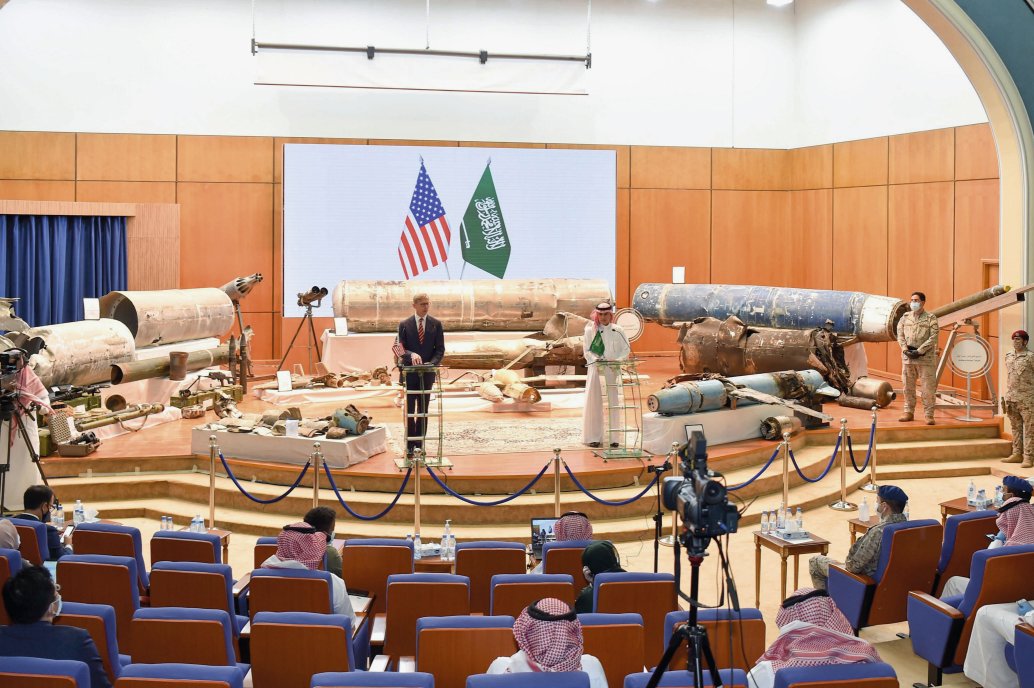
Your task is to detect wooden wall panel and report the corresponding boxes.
[888,181,954,313]
[76,181,176,204]
[177,182,274,310]
[458,141,547,148]
[630,147,710,190]
[177,136,274,183]
[832,186,888,372]
[888,128,954,185]
[0,131,74,180]
[616,188,629,307]
[789,145,833,191]
[273,183,283,356]
[126,204,180,290]
[546,144,630,189]
[955,123,998,180]
[711,149,787,190]
[0,180,75,201]
[833,137,888,188]
[788,189,832,290]
[710,191,791,286]
[273,137,368,184]
[368,139,459,147]
[629,189,710,352]
[279,316,334,373]
[241,312,275,361]
[954,179,999,301]
[76,134,176,181]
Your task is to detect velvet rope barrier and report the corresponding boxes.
[322,462,413,521]
[424,460,551,507]
[219,452,310,504]
[787,434,841,484]
[727,446,782,491]
[562,462,659,506]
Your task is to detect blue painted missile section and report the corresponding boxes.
[647,369,839,416]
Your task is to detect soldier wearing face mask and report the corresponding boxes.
[1002,330,1034,468]
[896,291,940,425]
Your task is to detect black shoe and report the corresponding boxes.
[610,442,620,448]
[588,442,601,448]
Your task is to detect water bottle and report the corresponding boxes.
[73,500,84,526]
[995,485,1004,507]
[858,498,870,522]
[440,533,449,559]
[192,514,202,533]
[442,520,453,561]
[760,511,769,533]
[776,504,785,530]
[795,507,804,532]
[968,480,976,504]
[413,533,423,560]
[53,502,64,529]
[448,533,456,561]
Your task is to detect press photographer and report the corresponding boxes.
[1,347,51,512]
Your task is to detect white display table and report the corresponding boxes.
[191,426,387,469]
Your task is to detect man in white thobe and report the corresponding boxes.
[582,302,631,448]
[964,604,1031,688]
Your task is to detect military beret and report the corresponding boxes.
[1004,475,1033,497]
[1012,330,1029,341]
[877,485,908,503]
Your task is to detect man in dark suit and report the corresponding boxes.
[396,292,445,457]
[0,566,112,688]
[15,485,71,561]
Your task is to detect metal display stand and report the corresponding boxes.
[594,358,649,460]
[394,365,451,469]
[943,333,995,421]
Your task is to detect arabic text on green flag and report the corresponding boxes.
[460,162,511,279]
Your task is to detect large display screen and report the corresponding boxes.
[282,144,616,317]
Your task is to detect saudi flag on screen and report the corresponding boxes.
[460,161,510,279]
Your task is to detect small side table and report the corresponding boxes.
[179,526,231,563]
[414,555,454,573]
[939,497,976,525]
[754,531,830,607]
[848,516,879,544]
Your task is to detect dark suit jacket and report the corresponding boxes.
[0,622,112,688]
[14,512,71,561]
[397,314,445,383]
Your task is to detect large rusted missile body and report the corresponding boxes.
[441,337,584,370]
[932,285,1010,318]
[677,316,851,393]
[7,320,135,387]
[99,288,235,346]
[111,346,229,385]
[648,369,838,415]
[633,284,907,342]
[332,279,611,332]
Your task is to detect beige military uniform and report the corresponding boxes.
[897,310,939,420]
[1005,349,1034,465]
[809,512,908,589]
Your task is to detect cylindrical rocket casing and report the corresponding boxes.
[169,352,189,381]
[99,288,235,347]
[931,285,1010,318]
[647,369,832,415]
[440,337,584,370]
[74,403,165,431]
[633,283,907,342]
[838,395,882,410]
[760,416,803,440]
[11,319,136,388]
[848,378,896,408]
[332,279,611,332]
[110,345,229,385]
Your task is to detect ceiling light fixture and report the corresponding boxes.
[767,0,794,7]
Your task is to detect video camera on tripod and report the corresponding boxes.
[0,348,28,421]
[662,429,740,555]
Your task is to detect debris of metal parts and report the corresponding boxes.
[99,288,235,347]
[332,405,371,435]
[0,297,29,332]
[220,273,264,303]
[104,395,127,412]
[214,391,244,419]
[676,316,851,393]
[633,283,907,342]
[332,279,611,332]
[760,415,803,440]
[932,285,1009,319]
[74,403,165,431]
[181,405,206,419]
[846,378,896,408]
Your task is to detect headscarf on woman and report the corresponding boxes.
[512,598,584,673]
[555,513,593,542]
[274,522,326,570]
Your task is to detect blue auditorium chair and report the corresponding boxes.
[489,573,575,617]
[72,522,150,593]
[908,544,1034,686]
[151,529,223,565]
[541,539,593,583]
[663,608,766,670]
[250,611,359,685]
[341,538,415,614]
[246,567,335,617]
[931,510,997,596]
[129,607,247,673]
[115,662,244,688]
[55,601,129,682]
[592,572,676,666]
[623,669,749,687]
[149,561,247,635]
[57,554,141,649]
[0,656,89,687]
[455,541,527,614]
[828,519,942,631]
[415,615,516,687]
[6,516,49,565]
[772,662,898,687]
[1013,621,1034,688]
[253,536,279,568]
[0,547,23,624]
[380,573,471,667]
[467,673,589,688]
[312,672,434,687]
[579,612,645,688]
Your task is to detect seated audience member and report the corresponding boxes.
[0,566,111,688]
[14,485,72,561]
[532,512,593,574]
[0,519,31,570]
[261,521,354,619]
[747,587,881,688]
[964,602,1033,688]
[574,541,625,614]
[488,597,608,688]
[941,475,1034,598]
[808,485,908,589]
[303,505,343,578]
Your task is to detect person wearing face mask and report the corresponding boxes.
[14,485,72,560]
[896,291,940,425]
[1002,331,1034,468]
[582,301,632,449]
[0,566,111,688]
[303,505,342,578]
[808,485,909,590]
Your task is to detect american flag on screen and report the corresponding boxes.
[398,159,452,279]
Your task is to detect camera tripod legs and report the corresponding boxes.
[0,411,49,513]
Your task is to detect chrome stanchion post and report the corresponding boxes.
[413,448,423,537]
[553,448,562,518]
[781,432,791,510]
[208,435,218,529]
[861,406,879,493]
[660,443,678,547]
[830,418,858,511]
[311,442,322,509]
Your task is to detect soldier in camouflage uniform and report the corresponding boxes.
[1002,330,1034,468]
[897,291,940,425]
[809,485,909,590]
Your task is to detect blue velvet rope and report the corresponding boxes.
[788,434,841,484]
[322,461,413,521]
[424,461,551,506]
[727,447,782,492]
[219,452,310,504]
[563,462,659,506]
[846,421,877,473]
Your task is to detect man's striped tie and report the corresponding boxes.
[418,318,425,345]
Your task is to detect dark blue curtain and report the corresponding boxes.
[0,215,127,328]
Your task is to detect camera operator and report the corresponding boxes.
[808,485,908,590]
[1,349,51,511]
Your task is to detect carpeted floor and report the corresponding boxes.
[384,417,587,455]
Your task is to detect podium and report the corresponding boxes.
[593,359,648,459]
[394,365,451,469]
